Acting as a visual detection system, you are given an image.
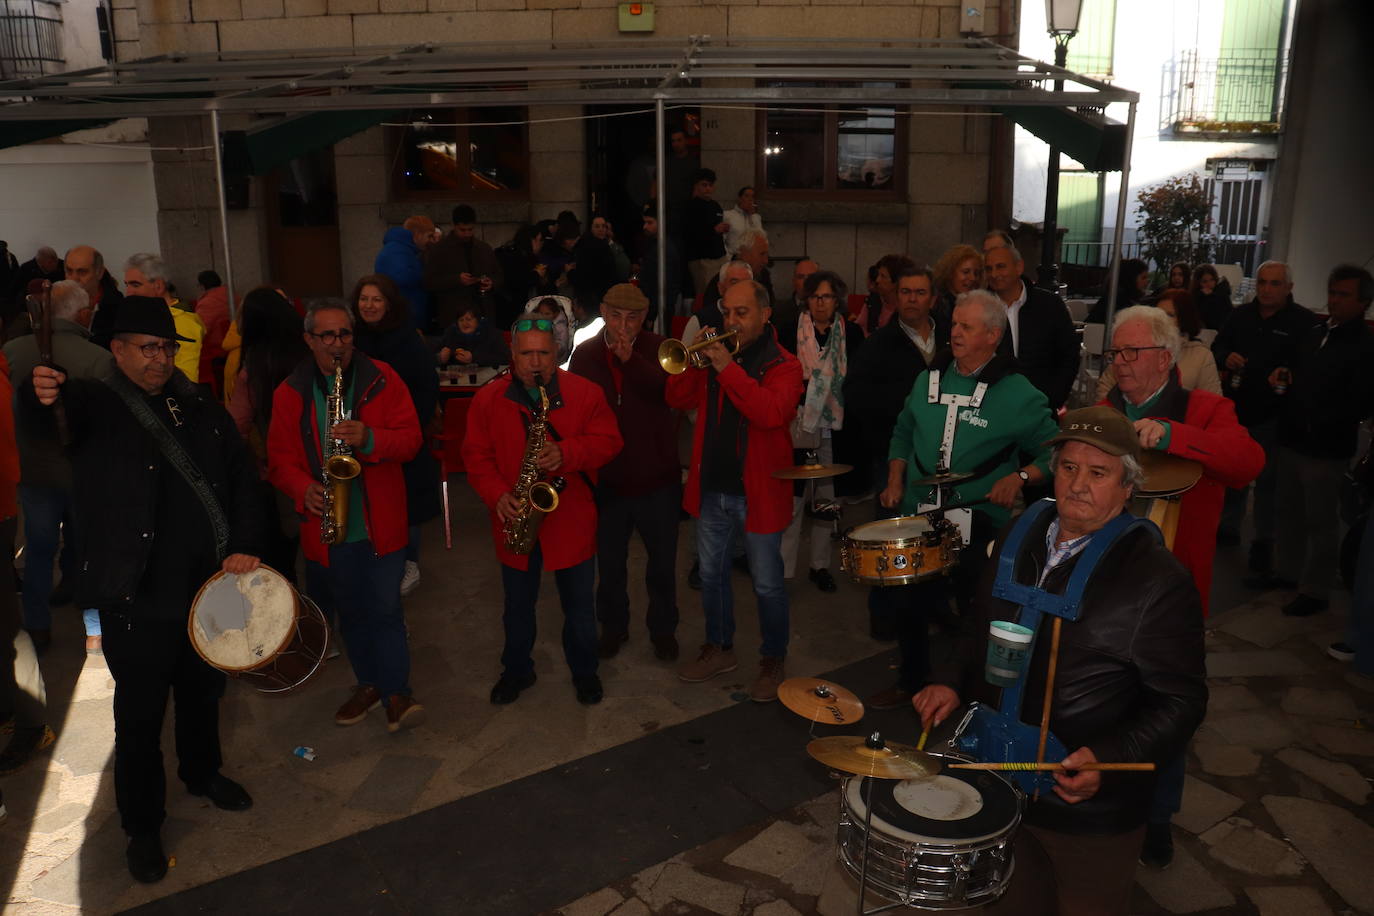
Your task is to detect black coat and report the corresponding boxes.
[17,370,266,617]
[1277,318,1374,459]
[1195,290,1232,332]
[569,235,620,313]
[996,283,1080,411]
[1211,298,1320,427]
[88,278,127,349]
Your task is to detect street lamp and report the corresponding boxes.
[1037,0,1083,291]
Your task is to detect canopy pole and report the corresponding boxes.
[654,97,668,337]
[209,108,236,320]
[1102,98,1137,333]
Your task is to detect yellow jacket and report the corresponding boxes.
[221,319,242,402]
[169,300,206,382]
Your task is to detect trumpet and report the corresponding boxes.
[657,327,740,374]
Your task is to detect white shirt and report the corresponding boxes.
[722,207,763,257]
[899,316,938,364]
[561,317,605,370]
[1004,281,1028,356]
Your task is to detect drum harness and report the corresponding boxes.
[916,369,1012,542]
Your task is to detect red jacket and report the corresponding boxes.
[1104,380,1264,613]
[666,327,802,534]
[463,368,623,571]
[267,354,423,566]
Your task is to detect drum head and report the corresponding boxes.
[190,567,297,671]
[847,765,1019,844]
[851,516,932,542]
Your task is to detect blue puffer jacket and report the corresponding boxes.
[374,227,429,332]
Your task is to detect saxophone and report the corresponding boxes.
[320,356,363,545]
[503,374,564,554]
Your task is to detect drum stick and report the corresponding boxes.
[950,762,1155,772]
[1033,616,1062,800]
[917,725,930,751]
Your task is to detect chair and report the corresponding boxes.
[1081,322,1107,356]
[1214,264,1244,300]
[847,293,867,319]
[1066,299,1090,322]
[1197,328,1218,348]
[434,398,472,550]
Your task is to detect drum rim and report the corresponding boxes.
[842,764,1021,846]
[846,515,936,547]
[187,563,301,673]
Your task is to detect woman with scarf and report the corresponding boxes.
[777,270,863,592]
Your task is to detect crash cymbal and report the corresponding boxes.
[910,470,975,487]
[1138,451,1202,498]
[806,734,940,779]
[778,678,864,725]
[773,462,854,480]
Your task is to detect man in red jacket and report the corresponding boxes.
[463,317,623,706]
[1099,304,1263,868]
[569,283,682,662]
[267,300,426,733]
[666,280,803,702]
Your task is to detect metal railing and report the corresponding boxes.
[0,0,63,80]
[1165,48,1287,136]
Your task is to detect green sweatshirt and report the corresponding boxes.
[887,365,1060,527]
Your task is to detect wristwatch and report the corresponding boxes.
[1016,469,1030,483]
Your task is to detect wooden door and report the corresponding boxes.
[265,147,342,299]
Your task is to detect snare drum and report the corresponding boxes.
[837,753,1022,910]
[188,566,330,694]
[840,516,962,586]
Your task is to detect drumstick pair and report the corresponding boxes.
[950,761,1155,772]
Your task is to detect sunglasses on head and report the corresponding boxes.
[514,318,554,332]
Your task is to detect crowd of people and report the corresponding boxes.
[0,192,1370,914]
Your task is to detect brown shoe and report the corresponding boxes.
[750,657,785,703]
[385,695,426,733]
[678,644,738,683]
[335,686,381,726]
[865,685,913,711]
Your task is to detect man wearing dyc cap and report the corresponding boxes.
[912,407,1207,916]
[21,297,268,884]
[569,283,682,662]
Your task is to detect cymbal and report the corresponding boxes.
[910,470,975,487]
[778,678,864,725]
[1138,451,1202,498]
[806,734,940,779]
[773,462,853,480]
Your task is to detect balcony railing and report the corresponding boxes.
[1165,48,1287,138]
[0,0,63,81]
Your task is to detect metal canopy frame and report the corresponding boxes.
[0,35,1139,330]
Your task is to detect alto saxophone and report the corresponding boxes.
[503,374,564,554]
[320,356,362,545]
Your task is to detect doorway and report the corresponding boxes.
[265,146,342,298]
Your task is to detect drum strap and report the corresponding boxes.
[108,372,230,561]
[926,370,988,475]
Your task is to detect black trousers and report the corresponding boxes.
[0,516,43,729]
[101,612,225,837]
[595,482,681,638]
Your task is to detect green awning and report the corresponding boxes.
[222,108,391,176]
[0,118,116,148]
[996,104,1129,172]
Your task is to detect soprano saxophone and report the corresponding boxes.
[320,356,362,545]
[503,374,564,554]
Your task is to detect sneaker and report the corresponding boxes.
[687,561,702,590]
[597,630,628,660]
[651,633,680,662]
[1248,539,1273,574]
[750,657,785,702]
[334,685,381,726]
[678,644,738,683]
[865,685,913,711]
[400,561,421,597]
[386,695,426,732]
[1139,821,1174,869]
[0,725,56,775]
[574,675,604,705]
[126,832,168,884]
[490,671,537,705]
[1283,594,1329,617]
[1328,642,1357,663]
[809,568,838,593]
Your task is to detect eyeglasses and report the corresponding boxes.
[808,293,837,304]
[132,341,180,358]
[309,329,354,344]
[513,318,554,332]
[1104,345,1165,363]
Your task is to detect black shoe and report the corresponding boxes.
[651,633,680,662]
[24,628,50,655]
[597,630,628,659]
[809,568,838,593]
[187,774,253,811]
[574,675,604,705]
[49,580,74,607]
[1283,594,1329,617]
[126,833,168,883]
[1215,528,1240,546]
[1242,574,1297,591]
[1139,822,1174,869]
[1248,539,1273,573]
[490,671,537,705]
[732,554,752,578]
[687,561,702,590]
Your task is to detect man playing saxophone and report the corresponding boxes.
[267,299,425,732]
[463,315,623,706]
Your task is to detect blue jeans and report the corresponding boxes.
[305,543,411,705]
[1344,510,1374,677]
[499,548,597,680]
[18,484,76,631]
[697,491,789,658]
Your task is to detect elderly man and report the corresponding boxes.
[868,289,1058,709]
[723,186,763,258]
[985,243,1079,412]
[1212,260,1318,568]
[23,298,266,884]
[11,246,62,303]
[914,406,1207,915]
[66,245,125,347]
[425,204,502,330]
[464,315,623,706]
[124,253,205,382]
[268,300,426,732]
[1267,265,1374,616]
[375,215,437,333]
[569,284,681,662]
[4,281,111,652]
[667,280,802,702]
[735,227,774,305]
[773,257,819,328]
[683,259,753,343]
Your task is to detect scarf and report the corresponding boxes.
[797,313,846,433]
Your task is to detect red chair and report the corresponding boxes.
[434,398,472,549]
[847,293,867,319]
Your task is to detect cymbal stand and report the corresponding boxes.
[853,732,906,916]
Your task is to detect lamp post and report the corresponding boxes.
[1037,0,1082,292]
